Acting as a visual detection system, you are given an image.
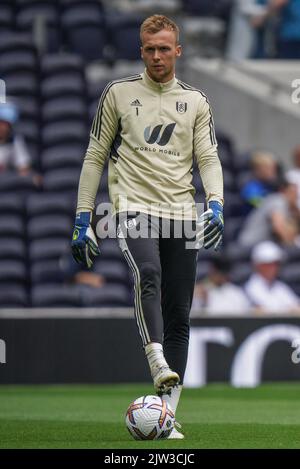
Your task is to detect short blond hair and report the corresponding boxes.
[140,14,180,44]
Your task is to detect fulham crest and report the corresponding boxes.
[176,101,187,114]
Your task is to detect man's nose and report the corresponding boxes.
[153,49,160,61]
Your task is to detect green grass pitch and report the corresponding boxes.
[0,383,300,449]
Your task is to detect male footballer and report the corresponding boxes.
[71,15,224,439]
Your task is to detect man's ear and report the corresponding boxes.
[140,46,143,59]
[176,45,182,58]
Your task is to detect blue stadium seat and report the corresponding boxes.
[5,73,39,97]
[31,284,82,307]
[0,285,28,307]
[78,283,130,307]
[29,238,69,262]
[0,238,26,261]
[26,192,74,217]
[0,51,37,75]
[41,53,85,78]
[41,144,85,171]
[42,121,87,147]
[93,259,131,286]
[15,119,40,146]
[0,172,36,195]
[98,239,123,261]
[0,215,24,239]
[31,259,63,285]
[42,97,88,124]
[43,168,81,192]
[16,2,60,53]
[16,96,40,122]
[27,214,72,240]
[107,15,143,61]
[229,262,252,285]
[0,194,24,216]
[0,32,37,56]
[62,3,107,61]
[41,74,86,100]
[0,3,13,33]
[0,260,27,284]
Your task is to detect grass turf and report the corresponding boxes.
[0,383,300,448]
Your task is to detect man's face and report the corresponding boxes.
[256,262,280,282]
[140,29,181,83]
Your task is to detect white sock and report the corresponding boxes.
[161,385,182,415]
[145,342,168,376]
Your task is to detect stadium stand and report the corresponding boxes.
[1,0,300,311]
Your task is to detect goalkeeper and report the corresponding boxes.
[71,14,224,439]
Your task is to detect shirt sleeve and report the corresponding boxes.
[13,134,31,169]
[76,85,118,214]
[193,97,224,206]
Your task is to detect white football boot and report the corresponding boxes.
[168,421,184,439]
[145,343,180,394]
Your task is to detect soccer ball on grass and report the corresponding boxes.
[125,395,175,440]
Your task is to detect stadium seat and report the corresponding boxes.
[41,53,85,78]
[0,173,34,197]
[31,284,82,307]
[107,15,143,61]
[0,51,38,76]
[0,4,13,33]
[0,32,37,56]
[0,285,28,307]
[98,239,123,261]
[16,96,40,122]
[225,243,252,263]
[27,214,72,240]
[30,259,63,285]
[229,262,252,285]
[0,215,24,239]
[16,2,60,53]
[0,260,27,284]
[61,3,107,61]
[78,283,130,307]
[5,73,39,97]
[280,263,300,284]
[93,259,131,286]
[41,74,86,100]
[40,144,85,171]
[29,238,69,262]
[0,194,24,216]
[41,121,87,148]
[42,97,88,124]
[26,193,74,218]
[42,168,81,192]
[0,238,26,261]
[15,120,40,146]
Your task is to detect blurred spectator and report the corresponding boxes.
[244,241,300,314]
[241,150,279,214]
[0,101,41,186]
[286,144,300,209]
[192,256,250,315]
[239,176,300,248]
[226,0,269,60]
[60,253,105,288]
[250,0,300,59]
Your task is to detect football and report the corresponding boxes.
[125,395,175,440]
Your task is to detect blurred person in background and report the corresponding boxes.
[244,240,300,314]
[192,256,250,315]
[0,101,41,186]
[250,0,300,58]
[286,144,300,209]
[226,0,269,60]
[241,150,279,214]
[60,253,106,289]
[238,176,300,248]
